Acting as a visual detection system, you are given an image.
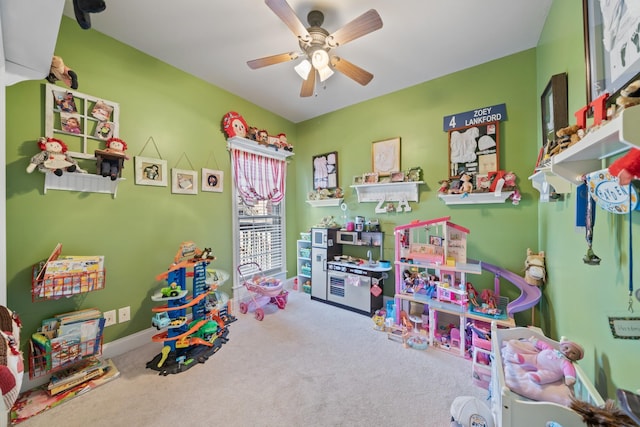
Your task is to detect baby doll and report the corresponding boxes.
[95,137,129,180]
[510,337,584,386]
[26,137,79,176]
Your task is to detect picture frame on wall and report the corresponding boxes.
[448,122,499,178]
[353,175,364,185]
[312,151,338,190]
[372,137,400,176]
[583,0,640,103]
[201,168,223,193]
[390,171,406,182]
[172,169,198,195]
[134,156,168,187]
[363,172,379,184]
[541,73,568,154]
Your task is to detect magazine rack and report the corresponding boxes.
[31,244,106,302]
[29,334,104,379]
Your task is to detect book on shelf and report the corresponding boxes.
[47,357,107,395]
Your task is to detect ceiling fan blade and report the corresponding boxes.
[330,56,373,86]
[325,9,383,48]
[247,52,299,69]
[300,66,316,97]
[265,0,312,43]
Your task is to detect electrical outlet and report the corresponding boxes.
[104,310,116,327]
[118,306,131,323]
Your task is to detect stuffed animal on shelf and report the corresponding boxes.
[524,248,546,286]
[26,137,80,176]
[459,173,474,194]
[94,137,130,180]
[509,337,584,386]
[221,111,248,138]
[46,56,78,89]
[608,147,640,185]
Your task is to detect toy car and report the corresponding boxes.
[161,282,180,298]
[152,312,170,329]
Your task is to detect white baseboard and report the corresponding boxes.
[20,327,157,393]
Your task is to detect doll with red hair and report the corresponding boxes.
[95,137,129,180]
[26,137,79,176]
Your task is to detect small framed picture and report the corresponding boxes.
[172,169,198,194]
[363,172,379,184]
[390,171,405,182]
[201,168,223,193]
[372,137,400,176]
[429,235,443,246]
[135,156,168,187]
[353,175,364,185]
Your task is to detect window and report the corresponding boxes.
[236,196,284,277]
[228,139,292,285]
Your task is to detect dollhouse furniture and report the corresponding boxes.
[490,323,604,427]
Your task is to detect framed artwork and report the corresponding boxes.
[134,156,168,187]
[583,0,640,103]
[312,151,338,190]
[363,172,379,184]
[201,168,223,193]
[172,168,198,195]
[541,73,568,151]
[448,122,499,178]
[372,137,400,176]
[353,175,364,185]
[390,171,405,182]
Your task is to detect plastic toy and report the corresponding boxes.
[26,137,80,176]
[152,312,170,330]
[237,262,287,321]
[46,56,78,89]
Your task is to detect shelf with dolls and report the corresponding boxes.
[38,84,126,197]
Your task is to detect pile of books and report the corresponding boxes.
[46,357,108,395]
[31,308,105,374]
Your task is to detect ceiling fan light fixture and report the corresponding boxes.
[294,59,312,80]
[317,65,334,82]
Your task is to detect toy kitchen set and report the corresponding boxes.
[310,218,391,316]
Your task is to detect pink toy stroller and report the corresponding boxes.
[237,262,288,321]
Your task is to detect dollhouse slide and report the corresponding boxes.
[471,259,541,315]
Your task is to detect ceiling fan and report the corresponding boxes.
[247,0,383,97]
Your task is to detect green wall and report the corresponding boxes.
[6,17,297,347]
[534,0,640,399]
[6,1,639,399]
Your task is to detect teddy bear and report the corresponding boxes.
[509,337,583,386]
[548,124,583,156]
[26,137,81,176]
[94,137,130,180]
[524,248,546,286]
[46,56,78,89]
[616,79,640,109]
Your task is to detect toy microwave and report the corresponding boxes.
[336,231,358,245]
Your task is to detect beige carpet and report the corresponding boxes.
[16,291,488,427]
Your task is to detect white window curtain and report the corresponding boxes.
[231,149,287,205]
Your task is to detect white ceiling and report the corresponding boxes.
[63,0,553,123]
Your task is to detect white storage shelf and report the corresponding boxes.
[350,181,423,203]
[44,173,125,198]
[306,198,343,207]
[227,136,294,160]
[550,106,640,184]
[437,191,514,205]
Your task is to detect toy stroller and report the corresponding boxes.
[236,262,288,321]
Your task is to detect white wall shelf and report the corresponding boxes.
[227,136,294,160]
[438,191,514,205]
[350,181,423,203]
[306,198,343,207]
[44,173,124,198]
[528,167,573,201]
[550,106,640,184]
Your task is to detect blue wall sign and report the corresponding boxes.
[443,103,508,131]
